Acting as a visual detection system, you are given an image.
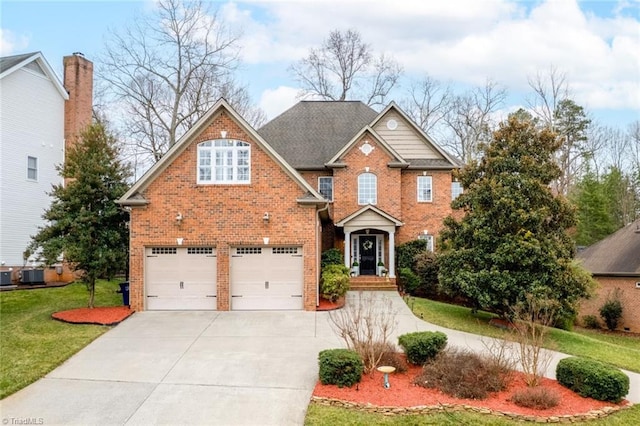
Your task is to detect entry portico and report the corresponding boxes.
[336,205,403,278]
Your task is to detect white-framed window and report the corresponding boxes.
[451,181,463,200]
[358,173,377,205]
[197,139,250,184]
[318,176,333,201]
[417,175,432,202]
[418,234,434,252]
[27,156,38,181]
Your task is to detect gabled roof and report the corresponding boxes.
[0,51,68,100]
[577,219,640,276]
[336,205,403,227]
[326,126,407,167]
[257,101,378,169]
[371,102,463,168]
[117,98,326,206]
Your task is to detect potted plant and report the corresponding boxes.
[351,261,359,276]
[377,260,386,276]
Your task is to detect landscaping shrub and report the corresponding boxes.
[318,349,364,388]
[415,347,511,399]
[412,251,440,298]
[321,248,343,268]
[398,331,447,365]
[599,290,623,331]
[511,386,560,409]
[398,267,420,295]
[396,240,428,270]
[320,264,350,302]
[556,357,629,403]
[582,314,600,329]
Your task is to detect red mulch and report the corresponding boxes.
[313,362,629,417]
[52,306,133,326]
[317,297,345,311]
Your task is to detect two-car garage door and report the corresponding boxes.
[145,247,217,310]
[145,246,303,310]
[230,246,303,310]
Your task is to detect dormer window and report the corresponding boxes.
[358,172,377,205]
[197,139,250,184]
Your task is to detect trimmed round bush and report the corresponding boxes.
[320,264,350,302]
[318,349,364,388]
[398,331,447,365]
[556,357,629,403]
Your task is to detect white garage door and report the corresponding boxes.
[230,246,303,310]
[145,247,217,310]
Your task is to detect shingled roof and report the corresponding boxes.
[577,219,640,276]
[0,52,38,74]
[257,101,378,169]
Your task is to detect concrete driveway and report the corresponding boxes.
[2,291,638,425]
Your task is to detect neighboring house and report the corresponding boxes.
[118,99,461,311]
[577,219,640,332]
[0,52,68,277]
[0,52,92,284]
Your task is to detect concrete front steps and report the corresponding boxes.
[349,276,397,291]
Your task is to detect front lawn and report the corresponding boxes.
[305,404,640,426]
[0,280,123,399]
[407,297,640,372]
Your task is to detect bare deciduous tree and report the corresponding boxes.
[401,75,452,134]
[99,0,262,166]
[526,66,569,129]
[289,29,401,108]
[442,80,507,163]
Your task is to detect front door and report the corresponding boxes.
[359,236,377,275]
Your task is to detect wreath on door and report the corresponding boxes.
[363,240,373,250]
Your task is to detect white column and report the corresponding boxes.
[388,231,396,278]
[344,231,351,269]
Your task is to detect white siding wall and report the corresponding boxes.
[0,67,65,265]
[373,111,442,160]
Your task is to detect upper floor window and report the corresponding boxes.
[418,234,434,252]
[197,140,250,184]
[27,156,38,181]
[417,175,432,202]
[358,173,377,205]
[451,181,463,200]
[318,176,333,201]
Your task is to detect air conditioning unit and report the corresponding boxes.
[0,271,12,286]
[21,269,45,284]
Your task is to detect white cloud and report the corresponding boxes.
[258,85,299,119]
[231,0,639,112]
[0,28,30,56]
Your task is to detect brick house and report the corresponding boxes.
[118,99,461,311]
[577,219,640,332]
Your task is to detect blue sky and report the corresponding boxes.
[2,0,639,128]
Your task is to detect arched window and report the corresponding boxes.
[358,173,377,205]
[197,139,250,184]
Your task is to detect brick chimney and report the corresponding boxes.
[63,52,93,157]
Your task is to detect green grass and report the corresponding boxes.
[305,404,640,426]
[406,297,640,372]
[0,280,123,398]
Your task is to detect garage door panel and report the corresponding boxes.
[230,246,303,310]
[145,247,217,311]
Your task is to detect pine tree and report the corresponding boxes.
[571,169,616,246]
[29,122,130,308]
[438,111,594,323]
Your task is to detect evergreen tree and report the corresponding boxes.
[28,122,130,308]
[571,169,616,246]
[438,111,593,322]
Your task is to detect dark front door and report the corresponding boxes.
[359,236,376,275]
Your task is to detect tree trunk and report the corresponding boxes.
[88,279,96,308]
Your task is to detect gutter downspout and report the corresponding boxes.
[316,203,330,307]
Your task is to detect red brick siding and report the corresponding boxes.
[398,170,455,245]
[128,111,318,311]
[578,276,640,332]
[63,54,93,154]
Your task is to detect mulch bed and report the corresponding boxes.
[317,297,345,311]
[52,306,133,326]
[313,362,630,418]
